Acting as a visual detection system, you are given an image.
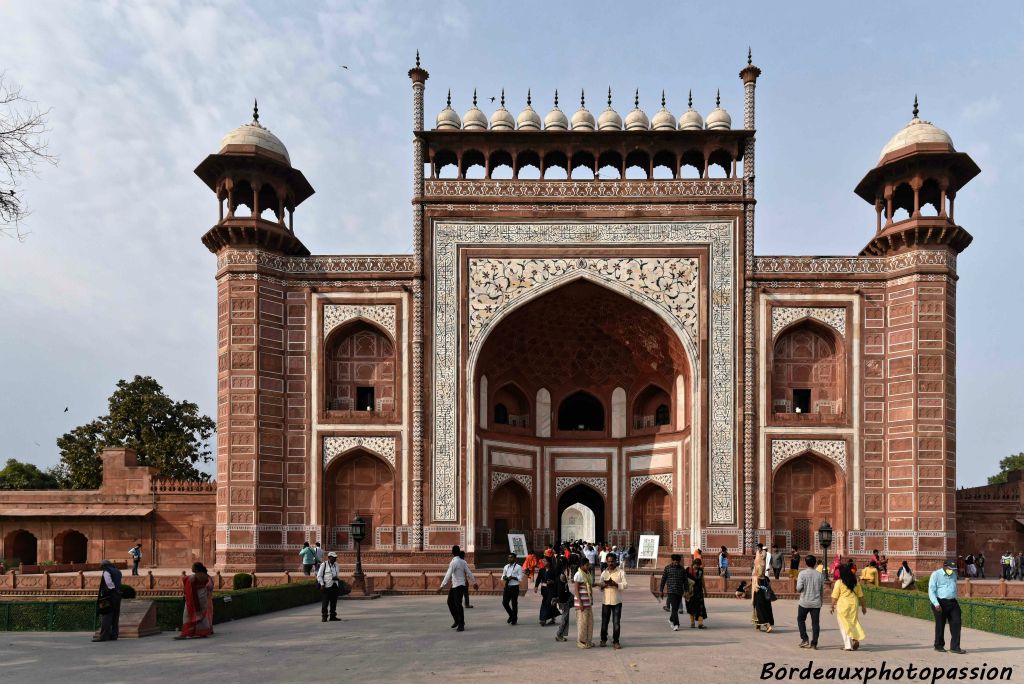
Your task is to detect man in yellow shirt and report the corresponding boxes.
[860,560,881,587]
[598,552,628,649]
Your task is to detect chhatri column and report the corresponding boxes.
[408,52,429,551]
[739,48,762,554]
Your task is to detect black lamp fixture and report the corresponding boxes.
[351,515,367,593]
[818,521,833,580]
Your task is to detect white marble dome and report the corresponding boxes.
[462,91,488,130]
[435,90,461,130]
[678,91,703,130]
[704,91,731,130]
[220,103,290,164]
[878,109,954,162]
[489,91,515,131]
[544,91,569,131]
[597,88,622,130]
[651,91,677,131]
[624,91,650,131]
[517,90,542,130]
[571,91,596,131]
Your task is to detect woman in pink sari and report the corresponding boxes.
[176,562,214,639]
[830,554,843,581]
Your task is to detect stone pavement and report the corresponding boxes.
[2,594,1021,683]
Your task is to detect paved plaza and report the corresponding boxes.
[2,595,1021,683]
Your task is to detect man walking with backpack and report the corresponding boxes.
[128,543,142,576]
[317,551,343,622]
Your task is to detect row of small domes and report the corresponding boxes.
[436,89,732,132]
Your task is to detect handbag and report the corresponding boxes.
[766,585,778,602]
[337,580,352,596]
[97,596,112,614]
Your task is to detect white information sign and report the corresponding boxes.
[638,534,660,561]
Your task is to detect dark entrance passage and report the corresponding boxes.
[4,529,38,565]
[558,484,606,544]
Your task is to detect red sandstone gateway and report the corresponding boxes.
[1,54,987,573]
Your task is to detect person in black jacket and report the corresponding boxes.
[686,558,709,629]
[534,556,558,625]
[659,554,691,631]
[93,559,122,642]
[553,557,574,642]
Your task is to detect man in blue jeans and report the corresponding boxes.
[929,559,966,654]
[796,554,823,649]
[598,553,628,649]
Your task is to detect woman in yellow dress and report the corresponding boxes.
[751,545,766,627]
[830,562,867,650]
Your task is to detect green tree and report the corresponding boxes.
[54,376,215,489]
[988,452,1024,485]
[0,458,60,489]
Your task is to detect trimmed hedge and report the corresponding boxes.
[0,580,321,632]
[862,586,1024,639]
[232,572,253,590]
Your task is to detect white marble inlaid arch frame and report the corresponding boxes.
[323,304,397,341]
[433,221,736,535]
[323,436,397,470]
[770,439,848,474]
[467,269,703,540]
[771,306,846,340]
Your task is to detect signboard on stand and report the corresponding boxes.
[508,533,528,558]
[637,534,660,568]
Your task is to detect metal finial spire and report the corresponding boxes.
[416,50,420,68]
[473,89,478,107]
[252,99,259,123]
[716,89,721,107]
[554,89,559,108]
[446,89,452,108]
[607,86,612,108]
[634,89,639,109]
[580,89,585,108]
[500,88,505,107]
[661,90,666,108]
[913,94,919,118]
[527,88,532,107]
[747,47,752,65]
[688,89,693,108]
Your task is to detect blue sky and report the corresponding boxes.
[0,1,1021,486]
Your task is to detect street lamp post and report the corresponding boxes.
[351,516,367,594]
[818,521,833,582]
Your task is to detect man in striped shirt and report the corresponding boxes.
[572,557,595,648]
[438,545,478,632]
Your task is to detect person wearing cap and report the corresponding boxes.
[93,559,122,642]
[929,559,966,654]
[597,552,628,648]
[317,551,342,622]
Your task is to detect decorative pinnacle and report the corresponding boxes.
[580,89,585,108]
[527,88,532,106]
[416,50,420,68]
[500,88,505,107]
[634,89,639,109]
[252,99,259,123]
[716,89,721,107]
[554,89,559,108]
[661,90,666,108]
[607,86,612,108]
[747,47,752,65]
[446,89,452,108]
[913,94,919,118]
[688,89,693,108]
[472,89,478,107]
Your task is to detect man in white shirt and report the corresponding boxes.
[438,545,478,632]
[584,544,598,567]
[501,553,524,625]
[317,551,342,622]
